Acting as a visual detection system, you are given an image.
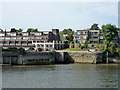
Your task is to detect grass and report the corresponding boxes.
[63,48,83,51]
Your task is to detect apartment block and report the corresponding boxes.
[73,29,119,48]
[0,28,64,51]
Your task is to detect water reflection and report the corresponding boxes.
[2,64,118,88]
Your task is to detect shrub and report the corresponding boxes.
[38,48,42,52]
[91,44,94,47]
[18,48,26,55]
[78,44,81,48]
[51,49,55,54]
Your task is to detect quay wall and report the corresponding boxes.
[1,51,103,65]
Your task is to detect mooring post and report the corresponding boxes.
[106,52,108,64]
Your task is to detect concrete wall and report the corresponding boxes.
[1,51,103,65]
[65,51,103,64]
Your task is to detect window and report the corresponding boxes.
[10,33,16,36]
[22,41,27,44]
[77,40,80,44]
[0,33,5,36]
[30,37,35,39]
[50,45,52,47]
[4,41,9,44]
[83,31,86,34]
[100,36,103,39]
[23,33,28,36]
[10,41,15,44]
[0,37,4,39]
[83,40,85,43]
[78,36,80,39]
[34,33,40,36]
[23,37,28,39]
[77,32,81,34]
[0,41,3,44]
[83,36,87,39]
[17,37,22,39]
[11,37,16,39]
[6,33,10,36]
[35,37,40,39]
[74,32,77,34]
[5,37,10,40]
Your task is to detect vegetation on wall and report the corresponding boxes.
[2,47,26,55]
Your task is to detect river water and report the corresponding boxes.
[2,64,119,88]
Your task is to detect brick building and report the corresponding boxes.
[0,28,64,51]
[73,29,119,48]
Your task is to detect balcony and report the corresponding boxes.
[16,43,22,46]
[22,44,28,46]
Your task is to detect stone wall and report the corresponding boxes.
[1,51,103,65]
[65,51,103,64]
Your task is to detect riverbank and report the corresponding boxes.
[1,51,120,65]
[1,51,103,65]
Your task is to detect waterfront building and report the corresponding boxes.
[0,28,64,51]
[73,30,88,48]
[73,29,119,48]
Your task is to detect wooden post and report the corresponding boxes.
[106,52,108,64]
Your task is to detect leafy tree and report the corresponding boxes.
[63,40,69,48]
[102,24,118,42]
[101,24,119,57]
[78,44,81,48]
[66,31,73,41]
[90,23,100,30]
[60,28,73,42]
[18,48,26,55]
[17,28,23,32]
[59,31,66,41]
[27,28,38,32]
[83,37,89,48]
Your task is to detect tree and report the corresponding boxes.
[27,28,38,32]
[102,24,118,42]
[90,23,100,30]
[17,28,23,32]
[83,37,89,48]
[101,24,119,57]
[60,28,73,42]
[59,31,66,41]
[63,40,69,48]
[18,48,26,55]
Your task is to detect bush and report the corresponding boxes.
[78,44,81,48]
[18,48,26,55]
[38,48,42,52]
[28,47,34,50]
[51,49,55,54]
[91,44,94,47]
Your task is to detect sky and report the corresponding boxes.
[0,0,119,31]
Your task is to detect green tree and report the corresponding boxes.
[101,24,118,42]
[60,28,73,42]
[90,23,100,30]
[17,28,23,32]
[83,37,89,48]
[63,40,69,48]
[18,48,26,55]
[27,28,38,32]
[101,24,118,57]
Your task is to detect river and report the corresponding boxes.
[2,64,119,88]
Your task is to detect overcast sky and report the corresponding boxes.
[0,0,119,31]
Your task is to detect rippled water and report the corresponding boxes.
[2,64,119,88]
